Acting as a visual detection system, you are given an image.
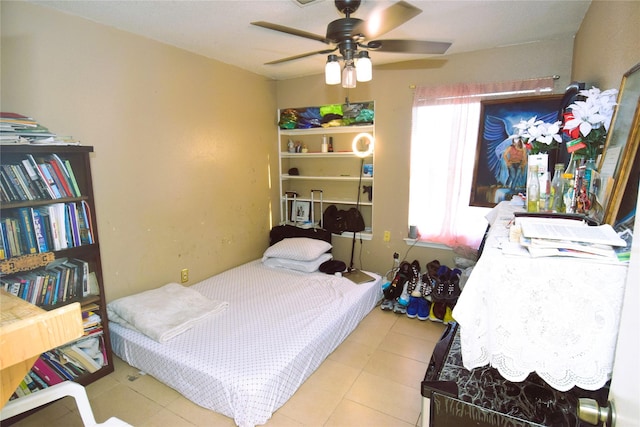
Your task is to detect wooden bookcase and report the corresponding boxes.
[0,145,113,410]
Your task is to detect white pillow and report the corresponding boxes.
[262,237,332,262]
[263,253,333,273]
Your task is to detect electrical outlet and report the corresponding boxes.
[383,231,391,242]
[181,268,189,283]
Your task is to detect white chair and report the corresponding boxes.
[1,381,131,427]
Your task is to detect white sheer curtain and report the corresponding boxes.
[408,78,555,251]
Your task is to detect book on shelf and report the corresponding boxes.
[1,165,29,201]
[28,371,49,391]
[35,158,62,198]
[78,200,94,244]
[63,158,82,197]
[30,207,50,253]
[0,223,6,260]
[21,371,41,393]
[60,343,102,373]
[31,356,64,386]
[10,164,36,200]
[40,351,76,381]
[44,160,72,198]
[21,158,51,199]
[17,207,38,255]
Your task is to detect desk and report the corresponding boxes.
[0,290,82,407]
[452,202,629,392]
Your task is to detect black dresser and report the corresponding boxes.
[421,323,610,427]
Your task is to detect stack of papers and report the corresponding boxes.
[515,217,626,262]
[0,112,80,145]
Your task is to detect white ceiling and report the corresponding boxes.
[29,0,592,81]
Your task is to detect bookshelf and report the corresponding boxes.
[278,102,375,240]
[0,145,113,412]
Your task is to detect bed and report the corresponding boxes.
[108,227,382,427]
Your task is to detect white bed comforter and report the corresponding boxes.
[109,260,381,427]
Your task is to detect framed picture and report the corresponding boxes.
[470,94,563,207]
[290,200,311,223]
[599,62,640,225]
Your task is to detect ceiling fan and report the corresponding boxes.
[251,0,452,67]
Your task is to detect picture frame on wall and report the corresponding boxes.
[599,62,640,225]
[470,94,563,207]
[291,200,311,223]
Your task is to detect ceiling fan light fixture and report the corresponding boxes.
[325,55,341,85]
[342,60,357,88]
[356,51,372,82]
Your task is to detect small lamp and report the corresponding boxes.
[325,55,341,85]
[342,60,357,89]
[356,51,372,82]
[352,132,375,157]
[343,132,376,283]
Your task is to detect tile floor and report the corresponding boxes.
[8,308,446,427]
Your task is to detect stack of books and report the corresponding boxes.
[515,216,627,262]
[11,335,107,400]
[0,112,79,145]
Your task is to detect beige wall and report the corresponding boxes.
[1,2,278,301]
[276,39,575,272]
[572,0,640,89]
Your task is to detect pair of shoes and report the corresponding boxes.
[406,297,430,320]
[380,299,394,311]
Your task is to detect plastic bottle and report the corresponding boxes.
[328,136,334,152]
[527,164,540,213]
[550,163,565,213]
[321,135,328,153]
[540,170,550,212]
[563,156,579,213]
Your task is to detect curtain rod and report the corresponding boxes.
[409,75,560,90]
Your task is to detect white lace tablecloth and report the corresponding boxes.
[452,202,629,392]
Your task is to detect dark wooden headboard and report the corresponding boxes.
[269,225,332,246]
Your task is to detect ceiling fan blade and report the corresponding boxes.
[251,21,329,44]
[369,39,452,54]
[265,48,338,65]
[353,1,422,40]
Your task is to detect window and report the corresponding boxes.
[408,78,555,251]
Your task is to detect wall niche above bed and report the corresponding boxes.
[277,101,375,240]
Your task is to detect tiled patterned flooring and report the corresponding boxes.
[9,308,446,427]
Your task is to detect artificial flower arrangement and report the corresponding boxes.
[563,87,618,159]
[510,117,563,154]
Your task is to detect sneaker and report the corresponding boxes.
[380,299,394,311]
[446,268,462,302]
[398,280,410,306]
[410,280,423,298]
[417,298,431,321]
[406,297,420,318]
[393,299,407,314]
[443,306,455,325]
[429,302,446,322]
